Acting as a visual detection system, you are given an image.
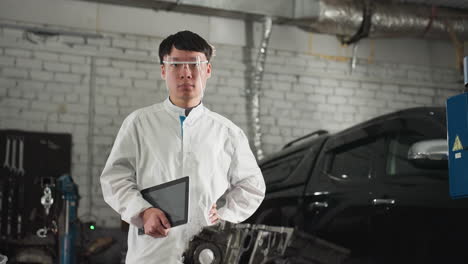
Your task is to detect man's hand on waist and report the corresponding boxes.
[141,208,171,238]
[209,204,220,224]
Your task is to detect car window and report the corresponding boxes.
[262,151,305,185]
[327,137,384,181]
[387,131,446,177]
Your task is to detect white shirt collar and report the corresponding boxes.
[163,97,205,125]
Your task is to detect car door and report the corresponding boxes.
[303,128,386,258]
[370,116,468,263]
[248,140,322,228]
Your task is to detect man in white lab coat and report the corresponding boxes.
[100,30,266,263]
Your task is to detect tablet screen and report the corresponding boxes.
[138,176,189,235]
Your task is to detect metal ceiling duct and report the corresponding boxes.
[85,0,468,41]
[292,0,468,43]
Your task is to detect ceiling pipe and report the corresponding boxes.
[292,0,468,43]
[246,16,273,161]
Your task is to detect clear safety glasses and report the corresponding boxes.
[162,56,209,74]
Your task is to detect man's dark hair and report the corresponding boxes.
[158,30,213,64]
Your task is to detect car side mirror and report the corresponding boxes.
[407,139,448,169]
[408,139,448,160]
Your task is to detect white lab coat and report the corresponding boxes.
[100,98,265,263]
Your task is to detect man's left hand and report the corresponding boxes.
[209,204,219,224]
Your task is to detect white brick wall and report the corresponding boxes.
[0,21,460,228]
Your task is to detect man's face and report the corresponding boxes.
[161,47,211,105]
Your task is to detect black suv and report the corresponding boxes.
[247,107,468,263]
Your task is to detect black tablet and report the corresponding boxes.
[138,176,189,235]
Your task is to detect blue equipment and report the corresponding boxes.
[57,175,79,264]
[447,56,468,199]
